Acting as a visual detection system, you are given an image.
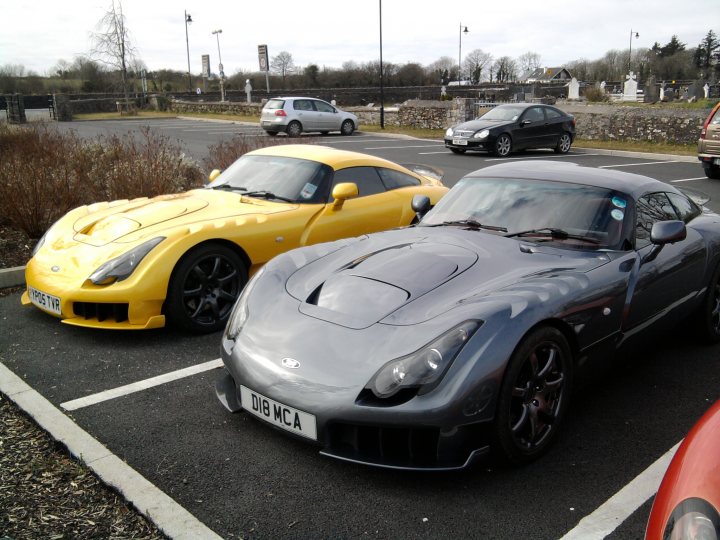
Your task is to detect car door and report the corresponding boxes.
[301,166,404,245]
[623,192,707,333]
[312,99,339,131]
[293,99,320,131]
[513,106,546,149]
[543,106,567,146]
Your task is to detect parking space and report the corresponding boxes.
[4,118,719,539]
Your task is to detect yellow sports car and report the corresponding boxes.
[22,145,447,332]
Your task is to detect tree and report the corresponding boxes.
[270,51,295,87]
[694,30,720,79]
[493,56,518,82]
[91,0,136,108]
[427,56,456,83]
[463,49,493,83]
[517,51,542,78]
[395,63,425,86]
[303,64,319,87]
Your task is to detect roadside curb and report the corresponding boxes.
[572,147,697,163]
[0,362,222,540]
[0,266,25,288]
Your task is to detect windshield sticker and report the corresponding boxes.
[299,183,317,199]
[611,196,627,209]
[611,209,624,221]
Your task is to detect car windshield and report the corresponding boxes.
[206,155,330,204]
[479,106,527,122]
[420,177,631,250]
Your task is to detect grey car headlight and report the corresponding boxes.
[473,129,489,139]
[445,127,454,137]
[368,320,480,399]
[224,265,266,340]
[88,237,165,285]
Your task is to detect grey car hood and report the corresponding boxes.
[286,229,611,329]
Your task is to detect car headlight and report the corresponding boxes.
[473,129,489,139]
[367,321,480,399]
[88,237,165,285]
[31,230,49,257]
[224,265,265,341]
[445,127,454,137]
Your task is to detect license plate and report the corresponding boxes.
[452,139,468,146]
[27,286,62,316]
[240,385,317,440]
[714,158,720,165]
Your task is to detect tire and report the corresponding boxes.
[554,132,572,154]
[450,148,466,154]
[166,244,247,334]
[695,264,720,343]
[286,121,302,138]
[340,119,355,136]
[493,134,512,157]
[703,164,720,179]
[493,326,573,465]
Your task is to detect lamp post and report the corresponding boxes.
[379,0,384,129]
[184,11,192,92]
[458,24,469,82]
[212,29,225,102]
[628,29,639,73]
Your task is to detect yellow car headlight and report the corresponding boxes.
[88,237,165,285]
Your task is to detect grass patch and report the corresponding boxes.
[574,138,696,156]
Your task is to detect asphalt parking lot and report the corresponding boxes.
[2,118,719,539]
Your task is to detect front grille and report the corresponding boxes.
[325,422,488,469]
[453,130,474,138]
[73,302,129,323]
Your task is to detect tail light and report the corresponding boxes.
[275,110,287,117]
[700,107,717,140]
[571,117,576,127]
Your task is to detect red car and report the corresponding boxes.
[645,400,720,539]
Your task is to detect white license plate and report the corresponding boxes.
[452,139,468,146]
[714,157,720,165]
[27,286,62,316]
[240,385,317,440]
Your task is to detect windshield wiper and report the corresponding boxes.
[242,190,295,203]
[212,184,248,192]
[426,219,507,232]
[505,227,601,244]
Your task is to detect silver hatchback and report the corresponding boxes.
[260,97,358,137]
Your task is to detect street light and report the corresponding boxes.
[458,24,469,82]
[379,0,384,129]
[212,29,225,102]
[628,29,639,74]
[184,11,192,92]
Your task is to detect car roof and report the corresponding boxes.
[467,161,674,198]
[272,96,325,101]
[247,144,418,173]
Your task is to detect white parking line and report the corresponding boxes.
[363,144,445,150]
[599,160,685,168]
[559,441,680,540]
[61,358,224,411]
[484,153,600,161]
[671,177,707,183]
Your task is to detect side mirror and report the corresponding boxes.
[411,195,431,220]
[331,182,358,210]
[642,220,686,264]
[208,169,221,182]
[520,119,532,126]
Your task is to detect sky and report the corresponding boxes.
[0,0,717,76]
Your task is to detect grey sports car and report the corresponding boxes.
[216,161,720,470]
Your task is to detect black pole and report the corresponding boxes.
[379,0,384,129]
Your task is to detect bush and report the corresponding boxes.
[0,123,203,238]
[584,86,610,102]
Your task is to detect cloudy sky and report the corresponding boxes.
[1,0,717,76]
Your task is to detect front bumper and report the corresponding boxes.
[444,137,489,151]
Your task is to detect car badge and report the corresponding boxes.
[281,357,300,369]
[51,266,60,272]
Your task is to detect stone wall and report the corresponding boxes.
[168,100,262,116]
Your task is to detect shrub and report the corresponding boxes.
[584,86,610,103]
[0,123,203,238]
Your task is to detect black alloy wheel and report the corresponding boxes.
[450,148,466,154]
[286,121,303,138]
[340,119,355,136]
[493,134,512,157]
[493,326,572,464]
[555,133,572,154]
[166,244,247,333]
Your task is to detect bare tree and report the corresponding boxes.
[91,0,136,109]
[493,56,518,82]
[463,49,493,83]
[517,52,542,78]
[426,56,456,83]
[270,51,295,87]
